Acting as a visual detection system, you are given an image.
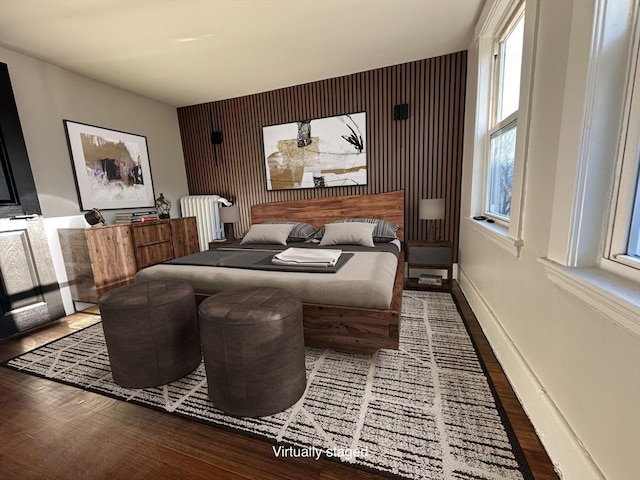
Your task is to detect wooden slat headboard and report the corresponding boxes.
[251,190,405,242]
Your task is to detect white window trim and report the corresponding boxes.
[538,258,640,338]
[465,215,523,257]
[469,0,539,257]
[605,31,640,272]
[546,0,638,269]
[541,0,640,333]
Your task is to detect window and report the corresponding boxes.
[629,179,640,257]
[467,0,534,256]
[0,62,41,218]
[606,44,640,272]
[0,134,19,206]
[485,9,525,221]
[539,0,639,334]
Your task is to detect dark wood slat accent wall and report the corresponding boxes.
[178,50,466,260]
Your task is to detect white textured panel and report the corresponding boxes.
[179,195,224,251]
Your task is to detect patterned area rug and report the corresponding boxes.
[4,291,532,480]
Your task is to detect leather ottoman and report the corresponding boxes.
[99,279,201,388]
[198,287,306,417]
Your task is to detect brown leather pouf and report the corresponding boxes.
[99,280,201,388]
[198,287,306,417]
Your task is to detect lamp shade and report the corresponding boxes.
[219,205,240,223]
[419,198,445,220]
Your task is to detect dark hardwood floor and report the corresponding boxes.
[449,283,558,480]
[0,286,558,480]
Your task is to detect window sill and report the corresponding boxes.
[538,257,640,337]
[465,216,523,257]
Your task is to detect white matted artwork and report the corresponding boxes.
[262,112,367,190]
[63,120,155,210]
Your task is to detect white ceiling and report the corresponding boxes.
[0,0,483,107]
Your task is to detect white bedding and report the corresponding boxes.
[134,250,399,309]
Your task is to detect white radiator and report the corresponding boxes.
[179,195,226,251]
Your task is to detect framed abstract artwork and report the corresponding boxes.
[262,112,367,190]
[63,120,155,210]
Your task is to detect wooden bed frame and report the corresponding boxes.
[249,189,405,354]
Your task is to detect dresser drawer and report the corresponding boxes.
[132,222,171,246]
[136,242,174,269]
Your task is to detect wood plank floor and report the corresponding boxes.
[449,283,558,480]
[0,287,558,480]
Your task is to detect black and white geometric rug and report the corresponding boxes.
[4,291,532,480]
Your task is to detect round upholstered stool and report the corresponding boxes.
[99,280,201,388]
[198,287,306,417]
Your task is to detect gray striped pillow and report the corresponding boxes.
[315,218,399,243]
[264,221,319,242]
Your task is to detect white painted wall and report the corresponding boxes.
[0,46,189,314]
[459,1,640,479]
[0,46,188,222]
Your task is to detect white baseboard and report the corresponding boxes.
[457,266,605,480]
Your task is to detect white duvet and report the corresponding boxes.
[134,250,398,310]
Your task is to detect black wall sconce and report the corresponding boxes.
[210,108,223,166]
[393,103,409,121]
[211,131,222,145]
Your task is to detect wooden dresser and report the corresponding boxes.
[58,217,199,303]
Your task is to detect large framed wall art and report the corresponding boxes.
[63,120,155,210]
[262,112,366,190]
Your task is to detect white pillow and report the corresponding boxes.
[240,223,294,245]
[319,222,375,247]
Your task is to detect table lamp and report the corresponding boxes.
[219,205,240,241]
[419,198,445,243]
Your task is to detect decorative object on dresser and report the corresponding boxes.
[155,193,171,219]
[63,120,155,210]
[219,204,240,241]
[405,240,453,290]
[114,210,159,224]
[57,217,199,304]
[83,208,105,226]
[419,197,446,243]
[262,112,367,190]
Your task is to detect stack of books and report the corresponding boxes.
[114,210,159,224]
[418,273,442,286]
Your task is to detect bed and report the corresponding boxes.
[134,190,405,354]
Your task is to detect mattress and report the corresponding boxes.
[134,243,400,310]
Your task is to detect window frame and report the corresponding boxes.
[492,7,525,127]
[483,8,525,224]
[468,0,536,256]
[605,37,640,273]
[539,0,640,335]
[484,115,518,223]
[0,62,41,218]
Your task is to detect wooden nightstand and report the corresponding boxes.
[405,240,454,290]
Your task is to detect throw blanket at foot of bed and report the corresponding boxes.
[164,248,354,273]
